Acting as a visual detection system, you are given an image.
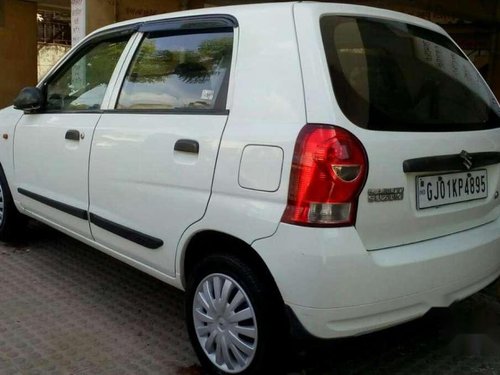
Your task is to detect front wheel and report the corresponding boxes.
[0,168,25,241]
[186,254,286,374]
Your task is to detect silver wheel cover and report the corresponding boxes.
[193,273,258,373]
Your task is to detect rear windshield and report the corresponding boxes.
[320,16,500,132]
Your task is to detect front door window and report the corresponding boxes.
[45,37,129,111]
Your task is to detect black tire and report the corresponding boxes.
[0,166,26,241]
[186,253,287,375]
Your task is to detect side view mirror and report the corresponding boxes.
[13,87,44,113]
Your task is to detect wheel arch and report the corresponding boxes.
[180,230,284,305]
[0,162,14,196]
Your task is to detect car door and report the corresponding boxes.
[14,31,134,238]
[88,17,236,276]
[295,5,500,249]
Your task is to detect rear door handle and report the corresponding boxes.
[403,151,500,173]
[65,129,80,141]
[174,139,199,154]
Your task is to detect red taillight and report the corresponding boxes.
[282,124,368,227]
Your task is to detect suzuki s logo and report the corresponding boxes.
[460,150,473,170]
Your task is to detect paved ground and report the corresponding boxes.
[0,221,499,375]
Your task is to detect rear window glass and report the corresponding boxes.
[320,16,500,132]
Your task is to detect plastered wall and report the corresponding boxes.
[86,0,185,34]
[0,0,37,108]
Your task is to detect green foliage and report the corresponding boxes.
[128,35,233,84]
[85,40,128,88]
[46,39,128,110]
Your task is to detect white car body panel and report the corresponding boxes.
[253,217,500,337]
[13,113,101,238]
[176,3,306,277]
[0,106,23,182]
[355,130,500,248]
[238,145,284,192]
[89,113,229,277]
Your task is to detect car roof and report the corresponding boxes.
[87,1,445,38]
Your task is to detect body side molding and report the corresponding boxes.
[17,188,88,220]
[89,213,164,249]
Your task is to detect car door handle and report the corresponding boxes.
[65,129,80,141]
[174,139,199,154]
[403,151,500,173]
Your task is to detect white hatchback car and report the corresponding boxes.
[3,2,500,374]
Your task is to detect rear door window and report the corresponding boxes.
[117,30,233,111]
[320,16,500,131]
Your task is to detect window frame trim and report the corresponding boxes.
[103,108,230,116]
[107,15,238,115]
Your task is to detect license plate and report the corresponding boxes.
[416,170,488,209]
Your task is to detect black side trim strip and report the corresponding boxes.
[42,110,104,114]
[17,188,88,220]
[403,152,500,173]
[89,213,163,249]
[104,109,229,116]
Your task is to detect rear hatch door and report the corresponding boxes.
[294,3,500,249]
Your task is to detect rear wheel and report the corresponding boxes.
[186,253,286,374]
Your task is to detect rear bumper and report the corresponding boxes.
[252,218,500,339]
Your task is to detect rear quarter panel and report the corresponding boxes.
[176,4,307,277]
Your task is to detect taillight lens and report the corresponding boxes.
[282,124,368,227]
